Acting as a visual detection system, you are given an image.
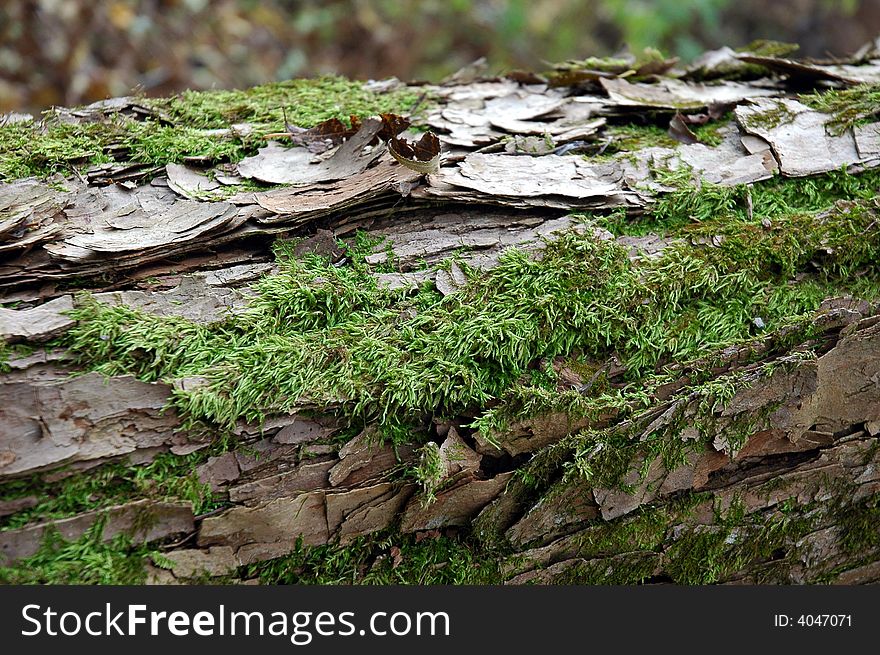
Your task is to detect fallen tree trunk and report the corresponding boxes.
[1,43,879,584]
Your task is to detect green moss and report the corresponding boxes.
[563,386,699,491]
[0,450,221,530]
[549,551,662,584]
[246,531,502,585]
[511,466,880,584]
[157,77,421,130]
[62,169,880,443]
[0,342,37,366]
[0,521,501,585]
[601,123,679,154]
[644,165,880,242]
[837,495,880,555]
[473,475,540,547]
[575,499,686,557]
[561,347,813,493]
[0,120,115,180]
[736,40,800,58]
[206,175,283,200]
[737,99,797,130]
[120,121,255,166]
[813,495,880,583]
[600,116,731,152]
[473,386,639,447]
[663,526,736,583]
[689,116,730,147]
[553,492,868,585]
[0,520,151,584]
[551,55,634,75]
[0,77,421,181]
[801,83,880,135]
[409,442,445,503]
[662,498,816,584]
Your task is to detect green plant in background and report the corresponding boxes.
[600,0,731,60]
[1,0,870,116]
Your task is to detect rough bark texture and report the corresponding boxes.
[2,43,880,584]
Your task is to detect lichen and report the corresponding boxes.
[737,99,797,130]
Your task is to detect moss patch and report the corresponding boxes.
[0,450,221,531]
[531,489,878,585]
[0,77,421,181]
[602,123,680,153]
[0,520,151,584]
[155,77,421,130]
[246,531,502,585]
[736,99,797,131]
[801,83,880,135]
[60,167,880,446]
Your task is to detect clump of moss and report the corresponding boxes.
[562,387,700,491]
[736,99,797,130]
[640,166,880,239]
[662,497,815,584]
[602,123,679,154]
[409,442,446,503]
[62,167,880,441]
[0,520,151,584]
[156,77,421,130]
[247,531,502,585]
[801,83,880,135]
[736,39,800,58]
[0,342,11,374]
[534,489,873,584]
[601,115,729,151]
[689,115,730,147]
[0,450,220,531]
[837,494,880,555]
[0,77,421,181]
[0,120,115,180]
[547,551,661,584]
[473,385,639,443]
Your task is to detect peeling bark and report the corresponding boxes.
[2,48,880,585]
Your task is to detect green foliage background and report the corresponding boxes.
[1,0,875,114]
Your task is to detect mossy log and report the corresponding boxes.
[2,44,880,584]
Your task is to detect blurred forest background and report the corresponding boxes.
[2,0,879,114]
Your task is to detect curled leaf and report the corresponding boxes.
[389,131,441,174]
[282,112,362,153]
[668,113,699,145]
[376,112,440,173]
[377,112,412,141]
